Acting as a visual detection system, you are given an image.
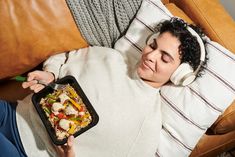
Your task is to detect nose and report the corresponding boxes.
[145,49,160,63]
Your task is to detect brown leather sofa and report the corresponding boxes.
[0,0,235,156]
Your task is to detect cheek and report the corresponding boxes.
[157,63,179,78]
[168,64,180,77]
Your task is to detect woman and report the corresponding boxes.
[0,18,208,157]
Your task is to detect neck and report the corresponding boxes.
[141,78,163,89]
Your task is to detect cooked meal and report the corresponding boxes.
[39,84,92,140]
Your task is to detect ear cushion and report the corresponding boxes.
[170,63,195,86]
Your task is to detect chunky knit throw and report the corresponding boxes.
[65,0,142,47]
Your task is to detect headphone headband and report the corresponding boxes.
[186,27,205,62]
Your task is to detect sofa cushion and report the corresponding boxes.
[0,0,88,79]
[114,0,235,156]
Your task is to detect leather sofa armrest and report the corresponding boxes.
[170,0,235,53]
[0,0,88,79]
[210,100,235,134]
[190,130,235,157]
[161,0,170,4]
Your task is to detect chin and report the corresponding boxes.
[137,69,149,81]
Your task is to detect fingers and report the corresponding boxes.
[56,145,65,155]
[21,70,48,92]
[55,136,75,157]
[55,145,65,157]
[31,84,45,93]
[22,79,45,93]
[22,79,37,89]
[22,71,40,89]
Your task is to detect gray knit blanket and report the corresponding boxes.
[65,0,142,47]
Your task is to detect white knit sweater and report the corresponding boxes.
[16,46,161,157]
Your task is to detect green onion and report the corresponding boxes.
[12,76,27,82]
[46,94,57,100]
[69,117,82,121]
[48,99,56,104]
[43,107,51,114]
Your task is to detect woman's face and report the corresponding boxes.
[137,31,181,88]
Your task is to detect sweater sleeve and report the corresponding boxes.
[42,52,68,79]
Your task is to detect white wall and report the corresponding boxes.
[220,0,235,20]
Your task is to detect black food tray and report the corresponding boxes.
[32,75,99,145]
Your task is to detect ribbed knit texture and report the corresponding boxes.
[65,0,142,47]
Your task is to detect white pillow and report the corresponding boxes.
[114,0,235,156]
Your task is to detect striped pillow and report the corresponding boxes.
[114,0,235,156]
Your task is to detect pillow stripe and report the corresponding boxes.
[187,86,223,113]
[162,125,193,151]
[160,91,206,130]
[136,17,155,32]
[124,17,155,52]
[127,18,153,51]
[207,42,235,62]
[205,67,235,93]
[155,151,162,157]
[135,17,155,39]
[123,36,142,53]
[132,18,154,50]
[146,0,171,18]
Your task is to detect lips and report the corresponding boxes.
[141,60,155,72]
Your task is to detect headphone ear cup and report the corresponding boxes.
[170,63,195,86]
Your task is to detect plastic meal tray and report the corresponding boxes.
[32,75,99,145]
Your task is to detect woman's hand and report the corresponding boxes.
[56,136,75,157]
[22,70,55,93]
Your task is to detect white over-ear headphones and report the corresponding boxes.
[170,27,205,86]
[146,27,205,86]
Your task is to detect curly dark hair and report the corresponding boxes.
[154,17,208,77]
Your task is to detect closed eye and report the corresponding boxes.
[161,51,174,63]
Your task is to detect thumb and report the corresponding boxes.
[27,71,40,81]
[66,136,75,157]
[67,136,74,149]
